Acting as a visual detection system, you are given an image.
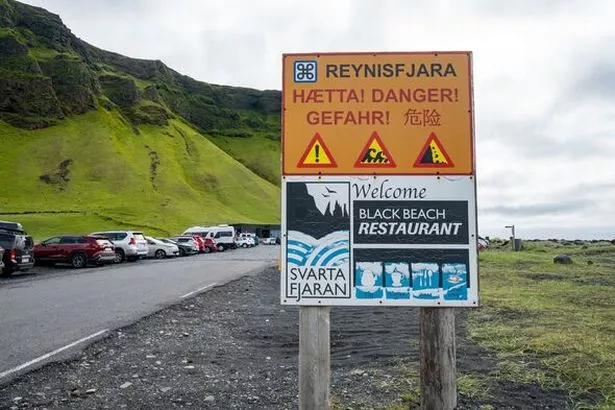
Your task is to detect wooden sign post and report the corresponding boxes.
[299,306,330,410]
[420,307,457,409]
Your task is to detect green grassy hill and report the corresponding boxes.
[0,0,281,239]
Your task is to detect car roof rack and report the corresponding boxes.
[0,220,25,233]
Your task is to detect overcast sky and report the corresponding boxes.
[25,0,615,239]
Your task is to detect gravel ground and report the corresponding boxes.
[0,268,571,409]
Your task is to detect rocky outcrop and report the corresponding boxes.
[99,74,138,107]
[39,55,98,114]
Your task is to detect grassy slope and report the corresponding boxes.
[469,241,615,409]
[210,134,280,185]
[0,108,280,240]
[206,111,281,186]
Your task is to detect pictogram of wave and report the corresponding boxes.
[287,230,349,267]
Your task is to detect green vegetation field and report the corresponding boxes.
[0,109,280,240]
[469,240,615,409]
[1,1,284,241]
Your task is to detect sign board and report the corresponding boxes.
[281,176,478,306]
[283,52,474,175]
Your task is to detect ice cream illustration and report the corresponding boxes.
[355,262,384,299]
[361,269,377,288]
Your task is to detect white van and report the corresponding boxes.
[183,225,236,252]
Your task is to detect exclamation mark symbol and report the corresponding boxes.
[454,88,458,102]
[315,144,320,163]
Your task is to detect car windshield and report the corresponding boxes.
[134,233,145,241]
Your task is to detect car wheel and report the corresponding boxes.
[114,249,125,264]
[242,243,248,248]
[203,246,211,253]
[71,252,87,269]
[155,249,166,259]
[178,248,185,257]
[216,244,225,252]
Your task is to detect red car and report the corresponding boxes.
[202,237,217,253]
[192,235,205,253]
[34,235,116,268]
[190,235,217,253]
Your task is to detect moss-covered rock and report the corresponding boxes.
[0,29,42,74]
[0,71,62,118]
[39,54,98,114]
[124,104,170,126]
[0,112,58,129]
[143,85,160,102]
[99,74,138,107]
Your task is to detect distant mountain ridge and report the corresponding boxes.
[0,0,281,238]
[0,0,280,131]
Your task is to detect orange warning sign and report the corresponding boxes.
[282,51,475,175]
[414,132,454,168]
[297,132,337,168]
[354,132,396,168]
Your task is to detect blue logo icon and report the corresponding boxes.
[294,60,317,83]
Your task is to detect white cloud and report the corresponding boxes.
[22,0,615,239]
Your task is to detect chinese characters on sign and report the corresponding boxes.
[403,108,442,127]
[283,52,474,175]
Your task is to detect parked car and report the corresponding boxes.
[170,236,200,254]
[90,231,149,263]
[0,246,4,271]
[236,236,254,248]
[157,238,198,257]
[184,225,236,252]
[262,237,278,245]
[238,233,260,246]
[33,235,116,268]
[192,235,206,253]
[201,237,217,253]
[145,236,180,259]
[0,221,34,276]
[478,237,489,251]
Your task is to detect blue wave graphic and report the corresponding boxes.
[287,230,349,267]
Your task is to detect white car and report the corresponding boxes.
[262,237,277,245]
[184,225,236,252]
[90,231,149,263]
[236,237,255,248]
[145,236,180,259]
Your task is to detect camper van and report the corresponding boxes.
[183,225,236,252]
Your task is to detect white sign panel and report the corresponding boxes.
[281,175,478,307]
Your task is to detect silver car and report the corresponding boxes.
[145,236,179,259]
[90,231,149,263]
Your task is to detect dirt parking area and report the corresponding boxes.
[0,268,571,409]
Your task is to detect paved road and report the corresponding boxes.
[0,246,279,381]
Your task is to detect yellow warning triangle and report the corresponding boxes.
[354,132,396,168]
[297,133,337,168]
[414,132,454,168]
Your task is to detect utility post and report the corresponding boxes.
[505,224,516,251]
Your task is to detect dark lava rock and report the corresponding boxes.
[553,255,573,264]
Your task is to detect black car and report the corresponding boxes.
[0,221,35,276]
